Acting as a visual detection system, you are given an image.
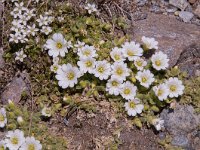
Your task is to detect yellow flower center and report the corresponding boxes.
[136,60,143,67]
[0,145,5,150]
[145,43,151,49]
[83,50,91,56]
[11,137,19,145]
[98,66,104,73]
[157,89,163,96]
[0,114,5,122]
[141,77,147,83]
[155,60,161,66]
[53,66,58,71]
[28,144,35,150]
[56,42,63,49]
[111,81,118,86]
[67,72,75,80]
[85,61,92,67]
[127,50,134,56]
[116,68,123,76]
[170,85,177,92]
[114,54,120,60]
[124,88,131,95]
[129,101,136,108]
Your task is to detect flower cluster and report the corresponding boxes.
[84,3,97,14]
[9,2,54,62]
[0,129,42,150]
[0,106,42,150]
[44,34,185,117]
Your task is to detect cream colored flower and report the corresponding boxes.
[151,51,169,70]
[124,99,144,116]
[165,77,184,98]
[142,36,158,50]
[136,70,155,88]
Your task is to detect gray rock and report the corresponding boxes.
[161,105,200,136]
[171,134,189,148]
[161,105,200,148]
[169,0,189,10]
[0,72,30,104]
[166,6,178,13]
[132,13,200,67]
[194,5,200,18]
[179,11,194,22]
[0,48,5,69]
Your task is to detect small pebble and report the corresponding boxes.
[179,11,194,22]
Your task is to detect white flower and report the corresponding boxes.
[9,34,20,43]
[84,3,97,14]
[5,129,25,150]
[77,45,97,58]
[165,77,184,98]
[25,9,36,20]
[110,47,125,62]
[0,108,7,128]
[19,14,28,25]
[93,60,111,80]
[106,77,123,96]
[56,64,81,88]
[14,2,26,14]
[74,41,85,52]
[15,50,27,62]
[45,33,68,57]
[134,57,147,70]
[10,9,21,18]
[41,107,52,117]
[151,51,169,70]
[40,26,52,35]
[18,33,28,43]
[152,118,164,131]
[17,116,24,124]
[124,99,144,116]
[0,140,6,150]
[122,41,143,61]
[120,81,137,100]
[136,70,155,88]
[36,15,49,27]
[50,63,61,73]
[19,137,42,150]
[111,62,130,81]
[27,24,39,36]
[58,16,65,22]
[153,84,169,101]
[142,36,158,50]
[53,57,59,64]
[11,20,22,32]
[77,57,96,74]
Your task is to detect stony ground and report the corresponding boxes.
[0,0,200,149]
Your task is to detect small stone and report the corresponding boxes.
[194,5,200,18]
[0,72,30,104]
[150,5,162,13]
[169,0,189,10]
[174,11,180,16]
[166,6,178,13]
[171,135,189,148]
[179,11,194,22]
[158,132,166,140]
